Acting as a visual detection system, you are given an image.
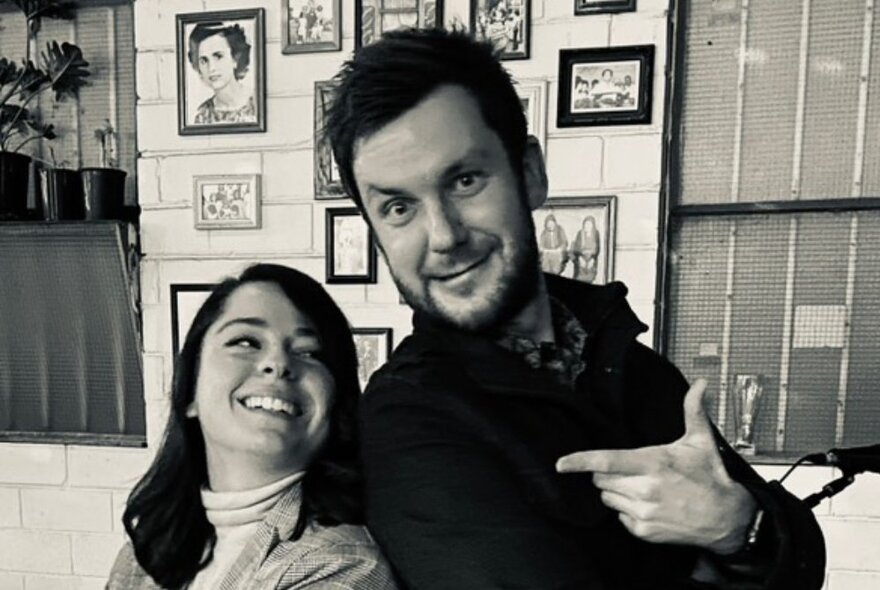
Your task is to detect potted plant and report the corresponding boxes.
[80,119,126,220]
[37,145,83,219]
[0,0,89,219]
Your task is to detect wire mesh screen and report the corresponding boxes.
[666,211,880,456]
[0,224,144,438]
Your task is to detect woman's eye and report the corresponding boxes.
[227,336,260,349]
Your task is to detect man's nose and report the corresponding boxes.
[426,200,467,253]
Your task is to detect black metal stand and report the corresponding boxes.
[802,473,856,508]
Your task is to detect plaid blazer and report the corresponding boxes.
[106,484,398,590]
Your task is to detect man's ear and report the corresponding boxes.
[185,401,198,418]
[522,135,548,211]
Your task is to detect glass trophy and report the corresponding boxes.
[732,374,764,456]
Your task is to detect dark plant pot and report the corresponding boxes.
[0,152,33,219]
[39,168,85,220]
[81,167,127,221]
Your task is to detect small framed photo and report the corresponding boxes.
[352,328,393,390]
[326,207,377,284]
[282,0,342,54]
[515,78,547,150]
[355,0,443,49]
[176,9,266,135]
[314,80,346,199]
[471,0,531,60]
[193,174,261,229]
[574,0,637,15]
[533,196,616,285]
[557,45,654,127]
[170,283,216,354]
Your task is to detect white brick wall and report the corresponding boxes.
[1,1,877,588]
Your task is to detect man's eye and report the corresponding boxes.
[451,172,486,195]
[380,199,415,224]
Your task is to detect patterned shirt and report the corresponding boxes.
[495,297,587,387]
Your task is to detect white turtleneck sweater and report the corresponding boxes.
[188,471,305,590]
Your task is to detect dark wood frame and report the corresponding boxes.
[176,8,266,135]
[470,0,531,61]
[574,0,637,16]
[557,44,654,127]
[352,327,394,389]
[355,0,444,49]
[314,80,346,199]
[170,283,216,354]
[325,207,377,284]
[282,0,342,54]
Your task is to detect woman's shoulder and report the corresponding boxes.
[106,541,165,590]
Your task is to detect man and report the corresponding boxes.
[326,29,825,589]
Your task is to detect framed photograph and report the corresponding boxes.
[352,328,393,390]
[170,284,216,354]
[574,0,637,15]
[177,9,266,135]
[355,0,443,49]
[557,45,654,127]
[533,196,616,285]
[193,174,261,229]
[314,80,346,199]
[326,207,377,284]
[515,78,547,150]
[282,0,342,54]
[471,0,531,60]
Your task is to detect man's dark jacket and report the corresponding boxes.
[360,274,826,590]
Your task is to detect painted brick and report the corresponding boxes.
[0,444,66,486]
[142,353,166,401]
[820,518,880,571]
[613,246,658,304]
[262,150,315,200]
[136,157,160,206]
[140,303,165,354]
[0,530,71,574]
[831,472,880,518]
[71,533,126,576]
[545,136,604,192]
[145,396,171,450]
[604,134,663,189]
[827,571,880,590]
[140,259,161,307]
[135,52,159,102]
[0,487,21,527]
[0,572,23,590]
[23,574,107,590]
[158,152,262,205]
[265,50,344,97]
[111,492,129,534]
[66,447,150,490]
[615,191,660,247]
[21,489,112,533]
[155,51,177,102]
[208,202,314,255]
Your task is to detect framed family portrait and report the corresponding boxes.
[352,328,393,390]
[557,45,654,127]
[574,0,637,15]
[355,0,443,49]
[314,80,346,199]
[193,174,261,229]
[515,78,547,150]
[326,207,377,284]
[533,196,616,285]
[170,284,216,354]
[282,0,341,54]
[177,9,266,135]
[471,0,530,60]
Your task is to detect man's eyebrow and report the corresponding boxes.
[364,148,492,196]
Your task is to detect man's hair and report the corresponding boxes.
[188,22,252,80]
[325,28,528,210]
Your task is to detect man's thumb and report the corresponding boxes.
[682,379,712,437]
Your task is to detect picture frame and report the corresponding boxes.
[326,207,377,284]
[471,0,531,60]
[355,0,444,49]
[533,196,616,285]
[515,78,547,151]
[170,284,216,354]
[352,328,393,390]
[574,0,637,15]
[193,174,261,229]
[282,0,342,53]
[557,45,654,127]
[176,9,266,135]
[314,80,346,199]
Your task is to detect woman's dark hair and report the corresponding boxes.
[187,22,251,80]
[325,27,527,211]
[122,264,362,588]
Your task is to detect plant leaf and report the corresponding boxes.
[41,40,89,101]
[0,58,23,88]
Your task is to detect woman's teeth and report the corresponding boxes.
[241,396,299,416]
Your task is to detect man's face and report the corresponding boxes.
[352,85,544,332]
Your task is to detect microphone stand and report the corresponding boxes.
[801,471,856,508]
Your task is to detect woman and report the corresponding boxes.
[188,22,256,125]
[537,213,568,275]
[107,264,398,589]
[570,215,601,283]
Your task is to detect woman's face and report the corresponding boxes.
[188,281,335,482]
[196,33,237,91]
